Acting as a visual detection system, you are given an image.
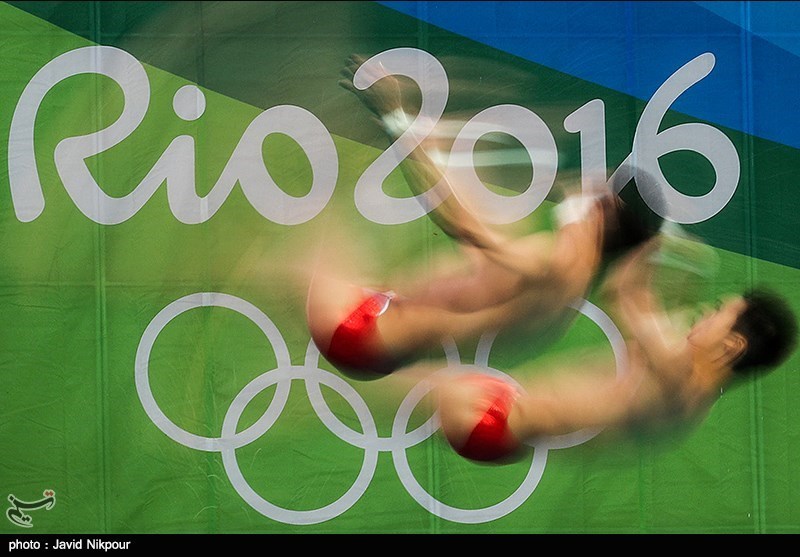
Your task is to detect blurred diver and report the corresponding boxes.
[306,54,662,379]
[432,238,797,463]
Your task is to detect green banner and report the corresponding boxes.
[1,1,799,534]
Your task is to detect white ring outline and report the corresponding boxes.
[135,292,292,452]
[389,298,627,523]
[219,363,381,525]
[135,293,627,524]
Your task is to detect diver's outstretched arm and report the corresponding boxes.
[340,54,566,282]
[602,238,691,387]
[340,55,502,245]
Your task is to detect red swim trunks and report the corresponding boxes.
[323,290,398,376]
[455,374,522,463]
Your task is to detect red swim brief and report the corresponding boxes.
[456,374,521,463]
[324,290,397,376]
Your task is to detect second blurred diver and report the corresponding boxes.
[433,238,797,462]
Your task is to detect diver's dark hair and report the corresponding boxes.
[732,288,798,373]
[600,170,666,255]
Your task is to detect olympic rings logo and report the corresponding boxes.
[135,292,627,525]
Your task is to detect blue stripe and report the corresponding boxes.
[379,1,800,150]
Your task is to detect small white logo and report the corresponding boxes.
[6,490,56,528]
